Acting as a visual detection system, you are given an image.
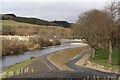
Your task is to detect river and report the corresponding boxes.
[1,43,87,68]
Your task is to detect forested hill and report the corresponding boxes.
[1,14,71,28]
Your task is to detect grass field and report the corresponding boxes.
[1,20,66,28]
[89,46,119,69]
[1,20,73,39]
[1,20,38,27]
[47,46,90,71]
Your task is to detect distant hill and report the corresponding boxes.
[1,14,72,28]
[52,21,71,28]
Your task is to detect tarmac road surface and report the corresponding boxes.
[11,48,118,78]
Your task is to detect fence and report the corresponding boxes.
[0,66,34,79]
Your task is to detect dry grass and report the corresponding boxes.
[2,41,31,56]
[47,46,89,71]
[1,20,73,39]
[2,37,61,56]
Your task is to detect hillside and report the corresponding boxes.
[1,20,39,27]
[1,14,72,28]
[1,20,73,39]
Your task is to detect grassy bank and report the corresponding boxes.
[47,46,90,71]
[5,59,33,72]
[89,46,119,69]
[2,58,34,78]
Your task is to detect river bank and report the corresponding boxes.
[2,42,84,68]
[1,43,86,78]
[4,44,117,78]
[2,36,61,56]
[1,58,34,79]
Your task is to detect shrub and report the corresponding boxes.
[43,39,53,47]
[2,40,28,56]
[52,39,61,45]
[2,37,61,56]
[30,57,35,59]
[29,37,44,49]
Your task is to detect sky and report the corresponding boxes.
[1,0,112,23]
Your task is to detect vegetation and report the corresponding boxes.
[1,58,34,78]
[52,20,71,28]
[89,46,119,69]
[72,1,119,67]
[2,37,61,56]
[1,14,72,28]
[1,20,73,38]
[5,59,33,72]
[2,40,29,56]
[1,18,73,56]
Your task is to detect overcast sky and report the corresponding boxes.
[1,0,111,23]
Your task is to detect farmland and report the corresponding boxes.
[1,20,73,39]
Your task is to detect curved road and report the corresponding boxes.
[65,49,117,78]
[41,48,118,78]
[12,47,119,78]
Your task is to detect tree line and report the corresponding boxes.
[0,14,71,28]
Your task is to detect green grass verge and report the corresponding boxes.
[1,58,35,78]
[89,46,119,69]
[5,59,34,72]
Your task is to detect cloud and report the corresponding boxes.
[2,2,107,22]
[1,0,110,2]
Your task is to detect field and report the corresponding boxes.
[89,46,119,69]
[1,20,73,39]
[1,20,39,27]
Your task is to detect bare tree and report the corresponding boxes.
[74,10,107,58]
[104,0,119,66]
[73,9,118,64]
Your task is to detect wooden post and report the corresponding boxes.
[31,68,33,73]
[92,48,95,59]
[25,67,28,73]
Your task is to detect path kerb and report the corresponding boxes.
[75,50,92,66]
[75,49,118,73]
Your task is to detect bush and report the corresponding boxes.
[30,37,54,47]
[52,39,61,45]
[43,39,53,47]
[2,37,61,56]
[29,37,44,49]
[2,40,28,56]
[30,57,35,59]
